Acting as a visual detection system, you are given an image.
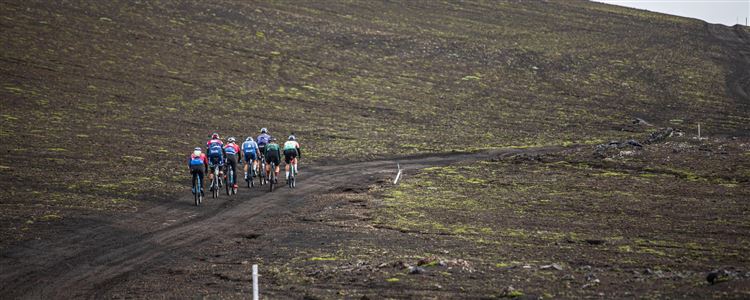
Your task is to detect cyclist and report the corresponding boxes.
[242,137,260,180]
[206,133,225,187]
[224,137,241,190]
[283,135,301,181]
[188,147,208,196]
[256,127,272,160]
[264,137,281,184]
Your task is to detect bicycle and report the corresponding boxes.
[245,160,254,188]
[225,162,237,195]
[210,165,220,198]
[258,153,267,187]
[192,171,203,206]
[287,157,297,189]
[268,161,276,192]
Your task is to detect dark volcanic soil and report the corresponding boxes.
[0,148,532,298]
[1,0,750,299]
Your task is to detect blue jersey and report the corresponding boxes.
[207,141,224,158]
[257,133,271,146]
[242,140,258,155]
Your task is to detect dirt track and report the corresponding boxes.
[706,24,750,113]
[0,148,547,299]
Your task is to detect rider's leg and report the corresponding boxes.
[244,159,249,179]
[285,163,290,180]
[231,158,238,187]
[199,170,205,194]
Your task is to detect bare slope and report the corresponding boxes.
[1,0,748,283]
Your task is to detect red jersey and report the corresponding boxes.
[189,153,208,167]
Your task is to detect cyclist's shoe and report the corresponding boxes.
[244,173,248,180]
[233,184,238,189]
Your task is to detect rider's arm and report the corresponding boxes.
[297,145,301,159]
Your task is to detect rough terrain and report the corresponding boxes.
[1,0,749,298]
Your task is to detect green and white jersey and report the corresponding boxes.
[283,141,299,151]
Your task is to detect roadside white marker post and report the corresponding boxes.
[698,123,701,139]
[252,264,259,300]
[393,163,402,184]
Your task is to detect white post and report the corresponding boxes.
[393,163,402,184]
[698,123,701,139]
[252,264,259,300]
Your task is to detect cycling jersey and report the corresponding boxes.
[189,153,208,167]
[256,133,271,146]
[283,141,299,151]
[265,143,281,165]
[242,140,258,155]
[224,143,240,157]
[264,143,281,159]
[206,139,224,158]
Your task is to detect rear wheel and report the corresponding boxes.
[288,164,295,188]
[259,160,266,186]
[225,168,231,196]
[268,163,276,192]
[212,168,219,198]
[193,173,200,206]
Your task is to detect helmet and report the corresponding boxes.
[270,137,277,142]
[228,137,236,143]
[288,135,296,141]
[246,137,252,141]
[211,132,219,139]
[260,128,267,134]
[193,147,202,156]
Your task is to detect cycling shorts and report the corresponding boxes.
[244,151,257,162]
[190,165,205,174]
[284,149,297,164]
[265,151,280,166]
[225,155,238,168]
[208,156,224,168]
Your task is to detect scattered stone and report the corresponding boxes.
[498,286,523,298]
[377,263,388,268]
[645,128,675,144]
[579,265,592,271]
[633,118,653,126]
[241,260,249,265]
[408,266,426,274]
[562,274,575,281]
[417,255,439,266]
[585,273,599,282]
[540,263,563,271]
[585,239,605,245]
[707,269,734,285]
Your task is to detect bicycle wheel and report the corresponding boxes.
[193,173,200,206]
[290,164,296,188]
[225,168,230,196]
[212,168,219,198]
[269,162,275,192]
[251,163,255,188]
[230,167,237,195]
[259,160,266,186]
